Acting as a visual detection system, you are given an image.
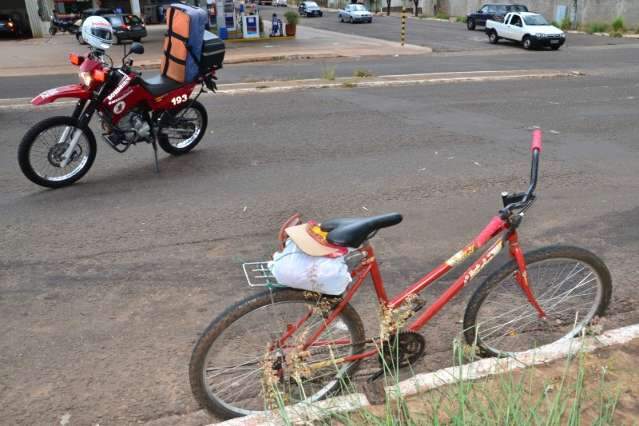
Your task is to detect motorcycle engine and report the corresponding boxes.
[103,110,151,147]
[118,111,151,142]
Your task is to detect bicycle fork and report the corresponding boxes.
[508,231,546,318]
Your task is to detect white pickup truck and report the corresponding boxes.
[485,12,566,50]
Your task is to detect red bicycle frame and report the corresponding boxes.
[279,130,547,365]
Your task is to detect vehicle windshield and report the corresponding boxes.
[306,2,319,7]
[351,5,367,11]
[124,15,142,25]
[108,15,123,27]
[524,15,550,25]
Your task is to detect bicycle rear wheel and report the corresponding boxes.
[189,288,365,419]
[463,245,612,357]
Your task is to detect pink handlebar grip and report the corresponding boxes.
[531,129,543,152]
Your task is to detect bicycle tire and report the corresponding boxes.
[189,288,366,419]
[463,245,612,357]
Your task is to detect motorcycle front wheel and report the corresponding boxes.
[18,116,96,188]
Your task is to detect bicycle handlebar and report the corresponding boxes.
[527,130,542,196]
[531,129,543,153]
[500,130,543,219]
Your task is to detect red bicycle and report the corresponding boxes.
[189,130,612,419]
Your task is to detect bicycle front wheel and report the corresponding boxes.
[463,245,612,357]
[189,288,365,419]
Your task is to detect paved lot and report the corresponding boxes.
[2,68,639,424]
[267,6,639,51]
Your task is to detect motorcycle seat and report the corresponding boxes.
[140,74,183,96]
[320,213,403,248]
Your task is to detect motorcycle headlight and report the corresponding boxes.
[79,71,92,87]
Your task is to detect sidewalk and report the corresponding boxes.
[0,24,430,77]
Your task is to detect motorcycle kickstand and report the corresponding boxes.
[151,138,160,173]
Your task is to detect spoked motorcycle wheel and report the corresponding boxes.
[18,116,96,188]
[157,100,207,155]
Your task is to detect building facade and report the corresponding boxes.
[17,0,204,37]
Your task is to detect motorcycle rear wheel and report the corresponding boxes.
[157,100,207,155]
[18,116,96,188]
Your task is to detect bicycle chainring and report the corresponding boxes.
[379,331,426,369]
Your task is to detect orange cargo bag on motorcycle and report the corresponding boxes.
[160,3,207,83]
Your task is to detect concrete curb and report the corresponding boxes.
[210,323,639,425]
[0,69,582,111]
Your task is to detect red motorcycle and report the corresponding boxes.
[18,43,218,188]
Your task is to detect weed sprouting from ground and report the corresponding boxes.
[340,338,622,426]
[353,68,374,78]
[321,65,336,81]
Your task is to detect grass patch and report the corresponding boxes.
[321,65,336,81]
[586,22,609,34]
[344,338,627,425]
[353,68,373,78]
[455,16,467,23]
[611,16,624,32]
[560,16,572,30]
[610,31,623,38]
[342,81,357,88]
[435,11,449,20]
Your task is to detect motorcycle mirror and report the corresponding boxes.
[129,42,144,55]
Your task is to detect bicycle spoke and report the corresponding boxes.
[472,256,603,355]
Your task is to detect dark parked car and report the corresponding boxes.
[77,13,147,44]
[0,14,21,36]
[466,3,528,30]
[298,1,323,17]
[80,8,114,21]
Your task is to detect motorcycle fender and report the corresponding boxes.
[31,84,91,106]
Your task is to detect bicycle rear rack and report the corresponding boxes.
[242,261,283,288]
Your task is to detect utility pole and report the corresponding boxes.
[400,0,406,46]
[572,0,578,29]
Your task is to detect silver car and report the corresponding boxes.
[338,4,373,23]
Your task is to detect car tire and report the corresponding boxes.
[467,18,475,30]
[488,30,499,44]
[522,36,532,50]
[349,16,353,23]
[551,45,561,50]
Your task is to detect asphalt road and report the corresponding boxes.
[2,67,639,424]
[2,39,639,100]
[2,9,639,100]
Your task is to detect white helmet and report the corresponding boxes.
[81,16,113,50]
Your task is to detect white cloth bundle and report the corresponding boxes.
[270,240,352,295]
